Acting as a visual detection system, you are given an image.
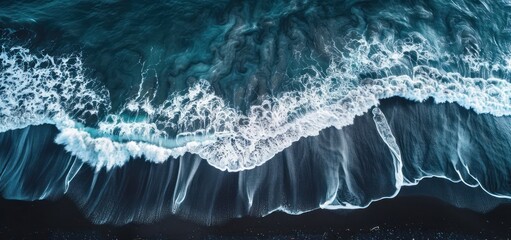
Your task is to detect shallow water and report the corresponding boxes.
[1,0,511,226]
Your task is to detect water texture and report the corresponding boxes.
[1,0,511,224]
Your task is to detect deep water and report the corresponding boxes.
[1,0,511,226]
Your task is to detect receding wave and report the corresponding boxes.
[2,34,511,172]
[1,0,511,225]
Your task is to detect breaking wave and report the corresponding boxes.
[1,0,511,225]
[2,34,511,172]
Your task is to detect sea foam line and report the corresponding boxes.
[2,35,511,172]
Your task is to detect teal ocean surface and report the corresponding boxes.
[1,0,511,229]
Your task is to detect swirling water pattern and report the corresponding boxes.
[1,0,511,224]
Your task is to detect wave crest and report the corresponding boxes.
[1,34,511,171]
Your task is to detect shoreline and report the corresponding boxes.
[1,179,510,239]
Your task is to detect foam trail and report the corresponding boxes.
[2,0,511,226]
[0,45,109,132]
[372,107,404,189]
[3,35,511,172]
[64,160,83,193]
[321,107,405,210]
[73,43,511,172]
[54,127,215,171]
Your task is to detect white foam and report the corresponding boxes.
[372,107,403,188]
[2,35,511,172]
[0,45,109,132]
[54,127,212,171]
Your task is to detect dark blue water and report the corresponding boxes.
[1,0,511,233]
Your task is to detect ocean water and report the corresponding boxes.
[1,0,511,226]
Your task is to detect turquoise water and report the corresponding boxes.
[1,0,511,225]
